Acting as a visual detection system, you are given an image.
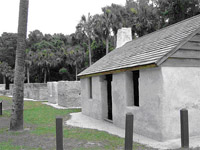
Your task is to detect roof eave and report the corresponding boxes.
[78,63,157,79]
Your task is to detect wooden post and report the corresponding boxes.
[125,112,134,150]
[0,101,2,115]
[56,117,63,150]
[180,109,189,148]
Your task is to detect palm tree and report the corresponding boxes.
[35,48,57,83]
[0,61,14,82]
[67,45,85,80]
[94,7,117,54]
[25,49,35,83]
[100,9,113,54]
[109,4,126,47]
[10,0,29,131]
[34,38,63,83]
[76,13,93,66]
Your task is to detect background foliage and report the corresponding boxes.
[0,0,200,83]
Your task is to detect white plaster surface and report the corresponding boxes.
[66,112,200,150]
[0,84,5,90]
[111,68,164,141]
[10,83,48,101]
[24,98,45,101]
[81,69,165,141]
[47,82,58,104]
[80,66,200,142]
[57,81,81,108]
[81,76,106,120]
[161,67,200,140]
[8,95,43,101]
[116,28,132,48]
[24,98,40,101]
[42,102,81,109]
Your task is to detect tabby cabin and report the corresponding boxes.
[78,15,200,142]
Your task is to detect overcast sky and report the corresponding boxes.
[0,0,125,35]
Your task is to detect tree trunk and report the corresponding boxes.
[44,69,47,83]
[10,0,29,131]
[27,66,30,83]
[88,38,92,66]
[3,76,6,90]
[3,76,6,84]
[106,37,109,54]
[75,61,77,81]
[49,69,51,81]
[114,34,117,48]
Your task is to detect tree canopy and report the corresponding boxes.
[0,0,200,83]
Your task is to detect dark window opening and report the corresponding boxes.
[106,74,113,120]
[89,77,92,99]
[5,77,10,90]
[133,70,139,106]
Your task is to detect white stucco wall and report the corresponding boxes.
[0,84,5,90]
[81,67,165,141]
[10,83,48,100]
[57,81,81,108]
[47,82,58,104]
[47,81,81,107]
[81,66,200,141]
[112,68,164,141]
[81,76,107,120]
[161,67,200,140]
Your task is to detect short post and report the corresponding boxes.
[180,109,189,148]
[56,117,63,150]
[0,101,2,116]
[125,112,134,150]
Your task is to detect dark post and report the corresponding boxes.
[0,101,2,116]
[125,112,134,150]
[180,109,189,148]
[56,117,63,150]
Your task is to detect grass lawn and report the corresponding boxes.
[0,96,155,150]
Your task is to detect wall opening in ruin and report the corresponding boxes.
[89,77,92,99]
[106,74,113,120]
[133,70,139,106]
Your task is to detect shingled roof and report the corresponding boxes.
[78,15,200,78]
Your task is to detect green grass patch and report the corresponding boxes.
[0,141,23,150]
[72,147,104,150]
[0,96,12,101]
[66,129,124,149]
[0,96,146,149]
[0,110,11,118]
[23,100,125,149]
[0,141,43,150]
[0,128,7,134]
[31,126,55,135]
[64,127,124,146]
[0,96,12,117]
[24,101,80,126]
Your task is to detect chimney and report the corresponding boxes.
[116,27,132,48]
